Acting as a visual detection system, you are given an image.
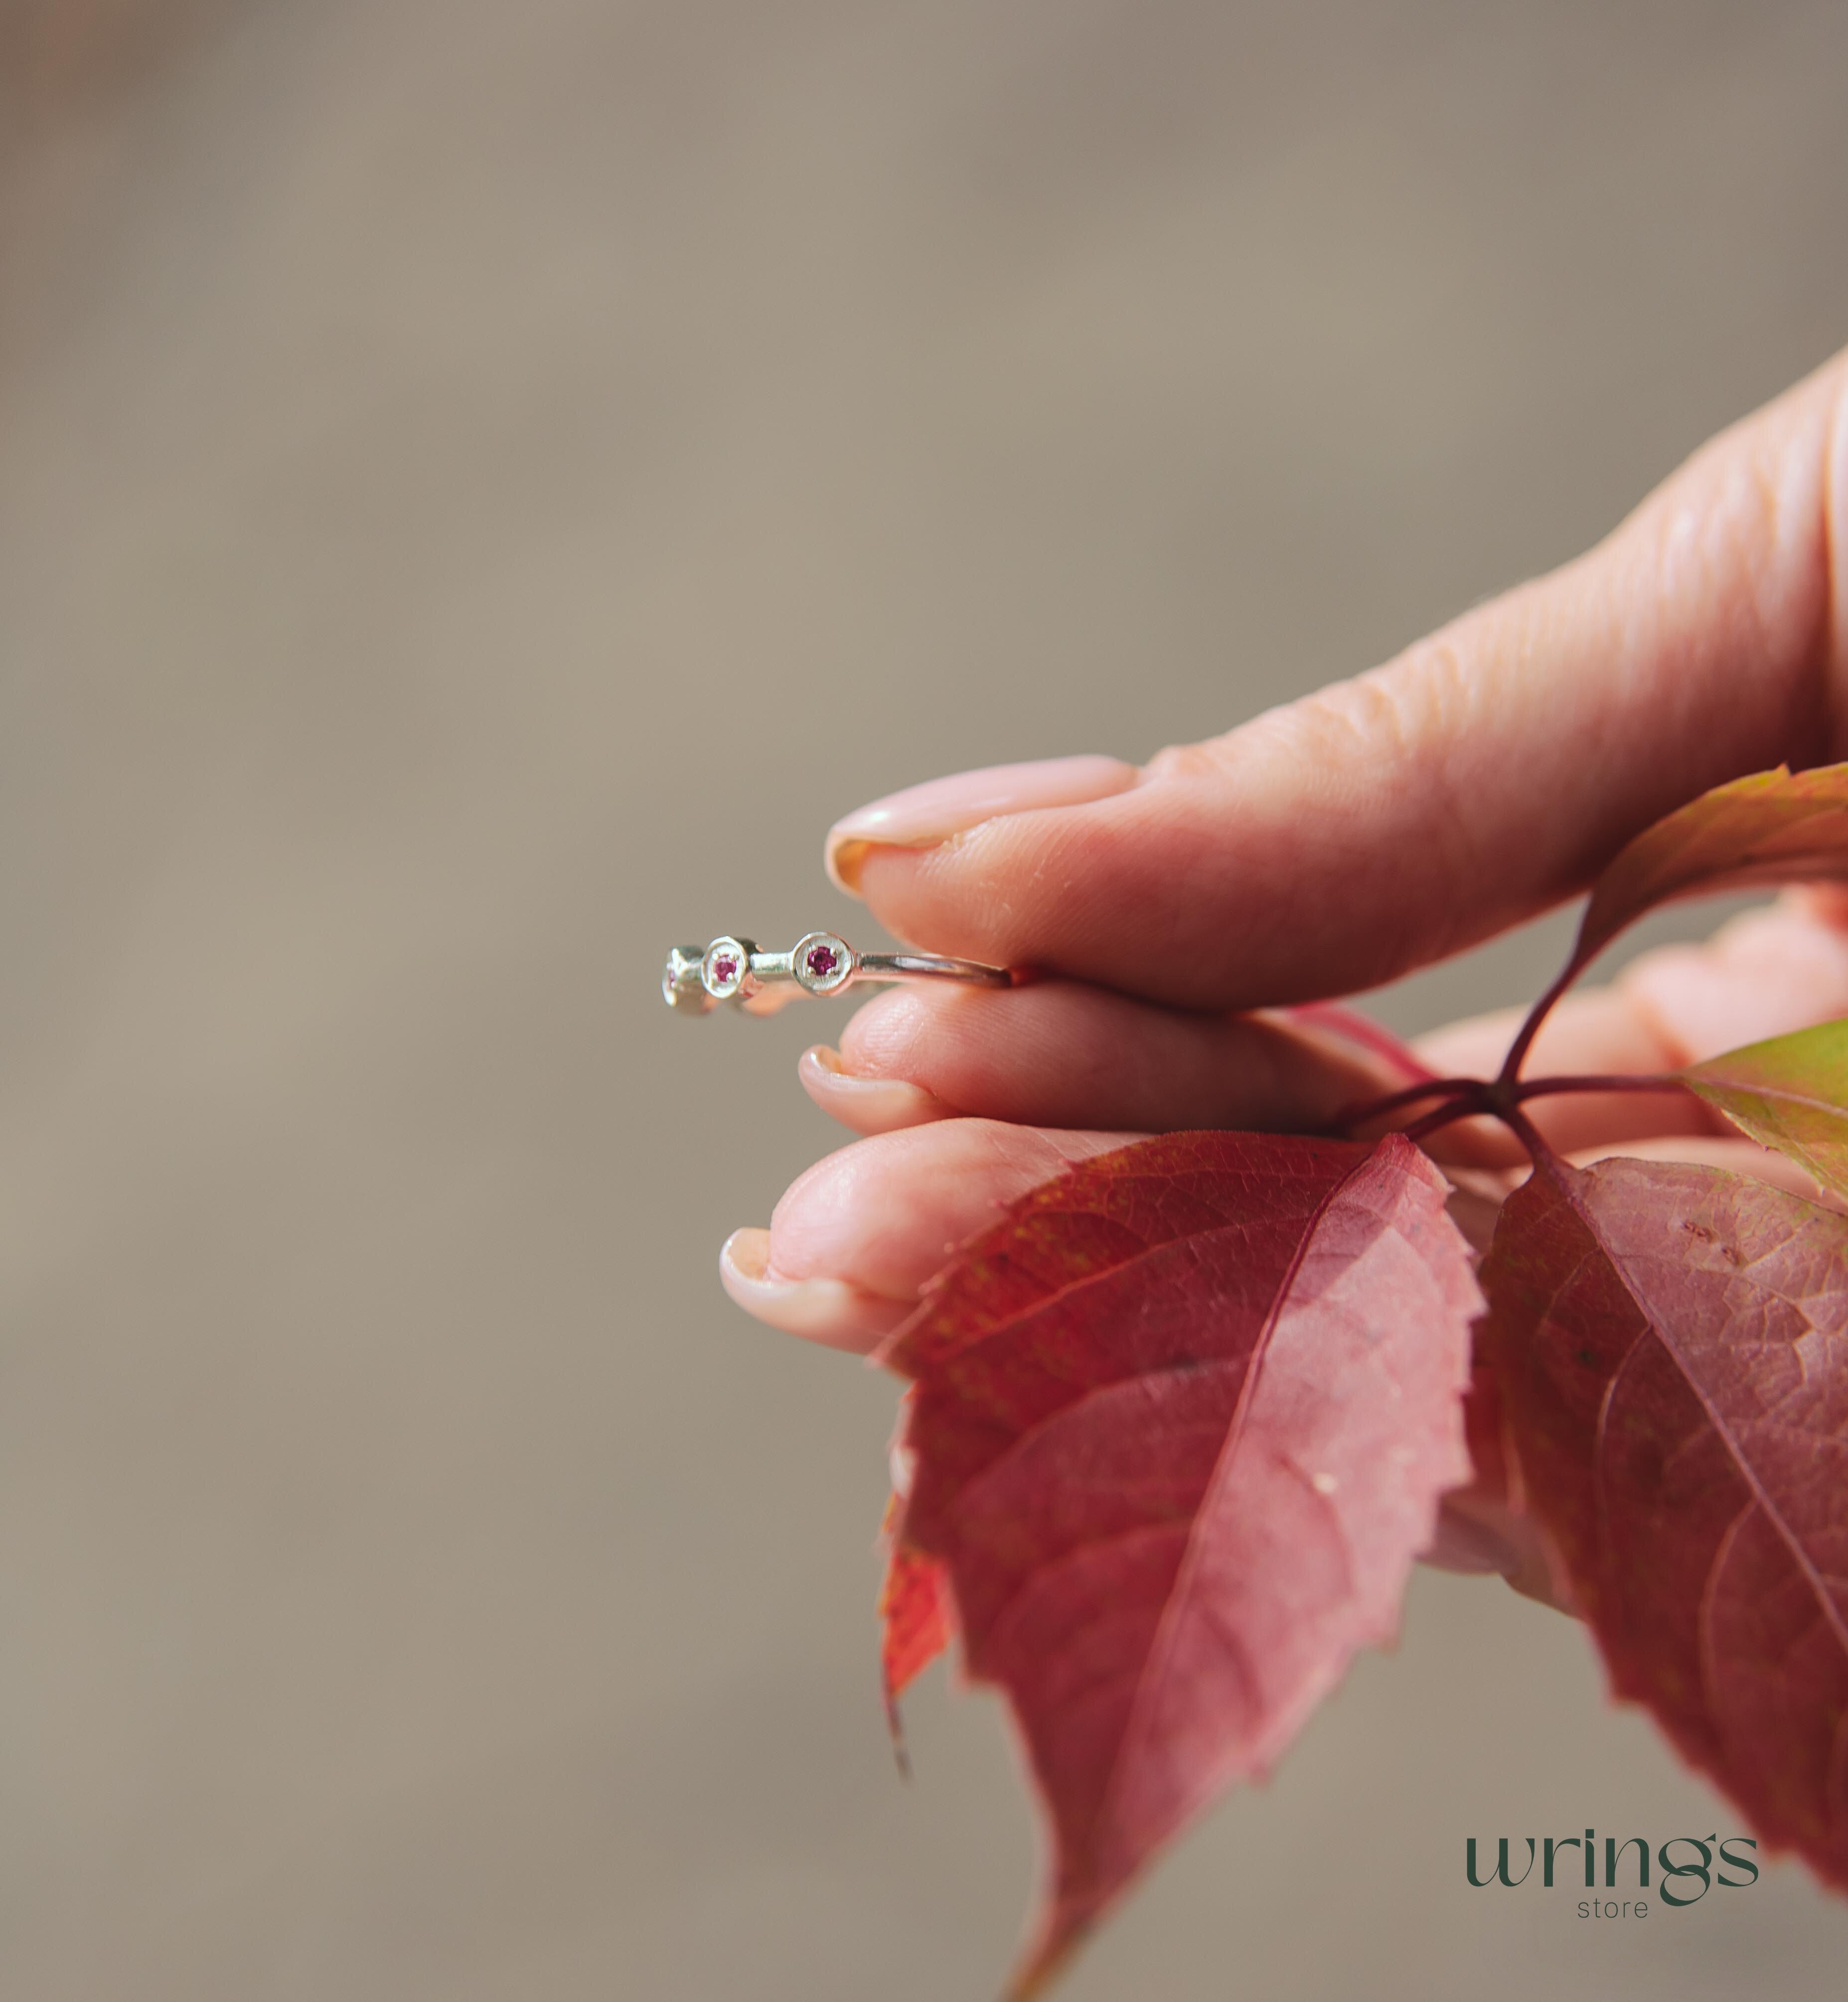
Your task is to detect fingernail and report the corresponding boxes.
[825,755,1138,894]
[718,1227,914,1353]
[798,1046,952,1135]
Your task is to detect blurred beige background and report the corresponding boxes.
[3,3,1847,1998]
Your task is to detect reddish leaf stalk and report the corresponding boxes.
[1496,967,1573,1089]
[1329,1075,1484,1130]
[1339,1068,1692,1142]
[1493,1100,1558,1168]
[1395,1093,1494,1147]
[1512,1073,1695,1105]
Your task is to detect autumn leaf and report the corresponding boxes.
[878,1397,957,1722]
[880,1538,953,1711]
[1685,1017,1848,1202]
[1572,763,1848,977]
[880,1131,1480,1995]
[1501,763,1848,1079]
[1480,1155,1848,1887]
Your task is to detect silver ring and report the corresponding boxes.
[662,931,1011,1016]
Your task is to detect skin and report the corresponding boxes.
[719,347,1848,1589]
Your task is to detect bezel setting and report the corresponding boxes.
[661,943,714,1012]
[791,930,854,996]
[701,935,754,1000]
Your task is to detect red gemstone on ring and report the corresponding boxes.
[711,952,740,985]
[805,944,839,979]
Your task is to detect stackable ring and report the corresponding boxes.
[662,931,1011,1015]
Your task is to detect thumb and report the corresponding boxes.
[826,350,1848,1010]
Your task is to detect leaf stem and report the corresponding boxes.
[1337,1067,1691,1141]
[1398,1089,1496,1146]
[1512,1073,1693,1104]
[1332,1077,1485,1133]
[1496,1100,1561,1169]
[1495,966,1575,1090]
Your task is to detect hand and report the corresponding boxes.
[718,348,1848,1586]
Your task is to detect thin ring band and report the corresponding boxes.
[662,931,1010,1016]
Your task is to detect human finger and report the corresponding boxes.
[796,1043,956,1137]
[803,980,1396,1139]
[719,1121,1140,1353]
[800,887,1848,1171]
[802,971,1701,1164]
[825,353,1848,1011]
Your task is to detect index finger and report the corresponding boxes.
[827,352,1848,1010]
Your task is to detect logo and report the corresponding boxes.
[1466,1831,1758,1916]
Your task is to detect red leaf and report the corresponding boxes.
[881,1537,953,1706]
[882,1131,1480,1994]
[1481,1155,1848,1886]
[879,1399,957,1727]
[1568,762,1848,985]
[1505,764,1848,1080]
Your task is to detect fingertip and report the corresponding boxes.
[823,756,1140,896]
[826,838,872,897]
[797,1044,955,1136]
[762,1119,1138,1308]
[717,1226,910,1353]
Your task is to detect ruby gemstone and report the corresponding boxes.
[711,952,740,985]
[806,945,839,979]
